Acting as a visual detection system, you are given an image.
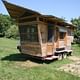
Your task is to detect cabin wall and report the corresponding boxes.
[66,28,74,50]
[18,24,42,57]
[59,27,67,48]
[38,23,48,57]
[70,28,74,43]
[18,19,74,57]
[55,26,73,50]
[21,42,41,57]
[47,24,55,55]
[59,40,65,48]
[38,22,55,57]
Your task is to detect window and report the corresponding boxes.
[48,23,54,42]
[19,25,39,42]
[67,29,71,36]
[59,32,65,40]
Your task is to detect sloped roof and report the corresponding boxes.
[2,0,40,18]
[2,0,76,27]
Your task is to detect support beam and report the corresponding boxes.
[19,15,38,20]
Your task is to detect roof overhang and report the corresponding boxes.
[2,0,76,28]
[2,0,40,19]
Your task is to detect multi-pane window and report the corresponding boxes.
[19,25,38,42]
[59,32,65,40]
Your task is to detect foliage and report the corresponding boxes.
[72,44,80,56]
[0,13,18,39]
[71,17,80,38]
[0,38,80,80]
[5,25,19,39]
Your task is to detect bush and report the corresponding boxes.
[5,25,19,39]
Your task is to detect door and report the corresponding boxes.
[47,24,54,55]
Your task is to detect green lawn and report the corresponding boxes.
[0,38,80,80]
[72,44,80,57]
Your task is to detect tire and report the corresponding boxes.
[67,52,72,56]
[17,45,22,52]
[63,53,67,59]
[58,54,63,60]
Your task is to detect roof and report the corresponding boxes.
[2,0,40,18]
[2,0,76,28]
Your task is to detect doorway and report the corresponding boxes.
[47,24,54,55]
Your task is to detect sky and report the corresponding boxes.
[0,0,80,22]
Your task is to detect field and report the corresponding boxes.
[0,38,80,80]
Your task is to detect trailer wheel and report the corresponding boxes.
[58,54,63,60]
[63,53,67,59]
[17,45,21,52]
[67,52,72,56]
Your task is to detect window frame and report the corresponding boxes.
[59,32,65,40]
[19,25,39,42]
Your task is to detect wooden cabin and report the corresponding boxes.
[3,0,75,60]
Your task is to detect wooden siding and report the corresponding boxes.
[47,43,53,55]
[38,22,55,56]
[55,27,59,48]
[21,42,41,57]
[66,36,72,50]
[38,23,47,57]
[59,40,65,48]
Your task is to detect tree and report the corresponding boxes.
[5,25,19,39]
[71,17,80,38]
[0,13,19,39]
[0,14,15,36]
[71,17,80,44]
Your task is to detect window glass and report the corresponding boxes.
[27,28,30,33]
[31,28,35,32]
[60,32,65,40]
[48,23,54,42]
[19,25,38,42]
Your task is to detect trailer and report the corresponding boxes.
[3,0,75,60]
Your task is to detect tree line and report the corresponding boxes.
[0,13,19,39]
[0,13,80,40]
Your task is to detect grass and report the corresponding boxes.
[72,44,80,57]
[0,38,80,80]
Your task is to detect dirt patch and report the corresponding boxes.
[58,56,80,77]
[15,60,43,68]
[68,56,80,62]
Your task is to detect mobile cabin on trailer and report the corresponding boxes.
[3,0,75,60]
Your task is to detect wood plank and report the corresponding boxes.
[64,32,67,47]
[53,26,57,51]
[8,11,21,17]
[6,8,25,18]
[21,41,39,45]
[19,15,37,20]
[5,3,25,12]
[18,21,38,25]
[56,27,59,48]
[37,23,43,55]
[6,7,23,13]
[47,45,53,54]
[18,21,47,26]
[8,10,21,14]
[22,49,41,57]
[21,44,41,56]
[22,44,41,48]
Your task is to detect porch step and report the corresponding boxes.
[65,50,72,53]
[55,50,65,53]
[55,49,72,53]
[44,55,59,60]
